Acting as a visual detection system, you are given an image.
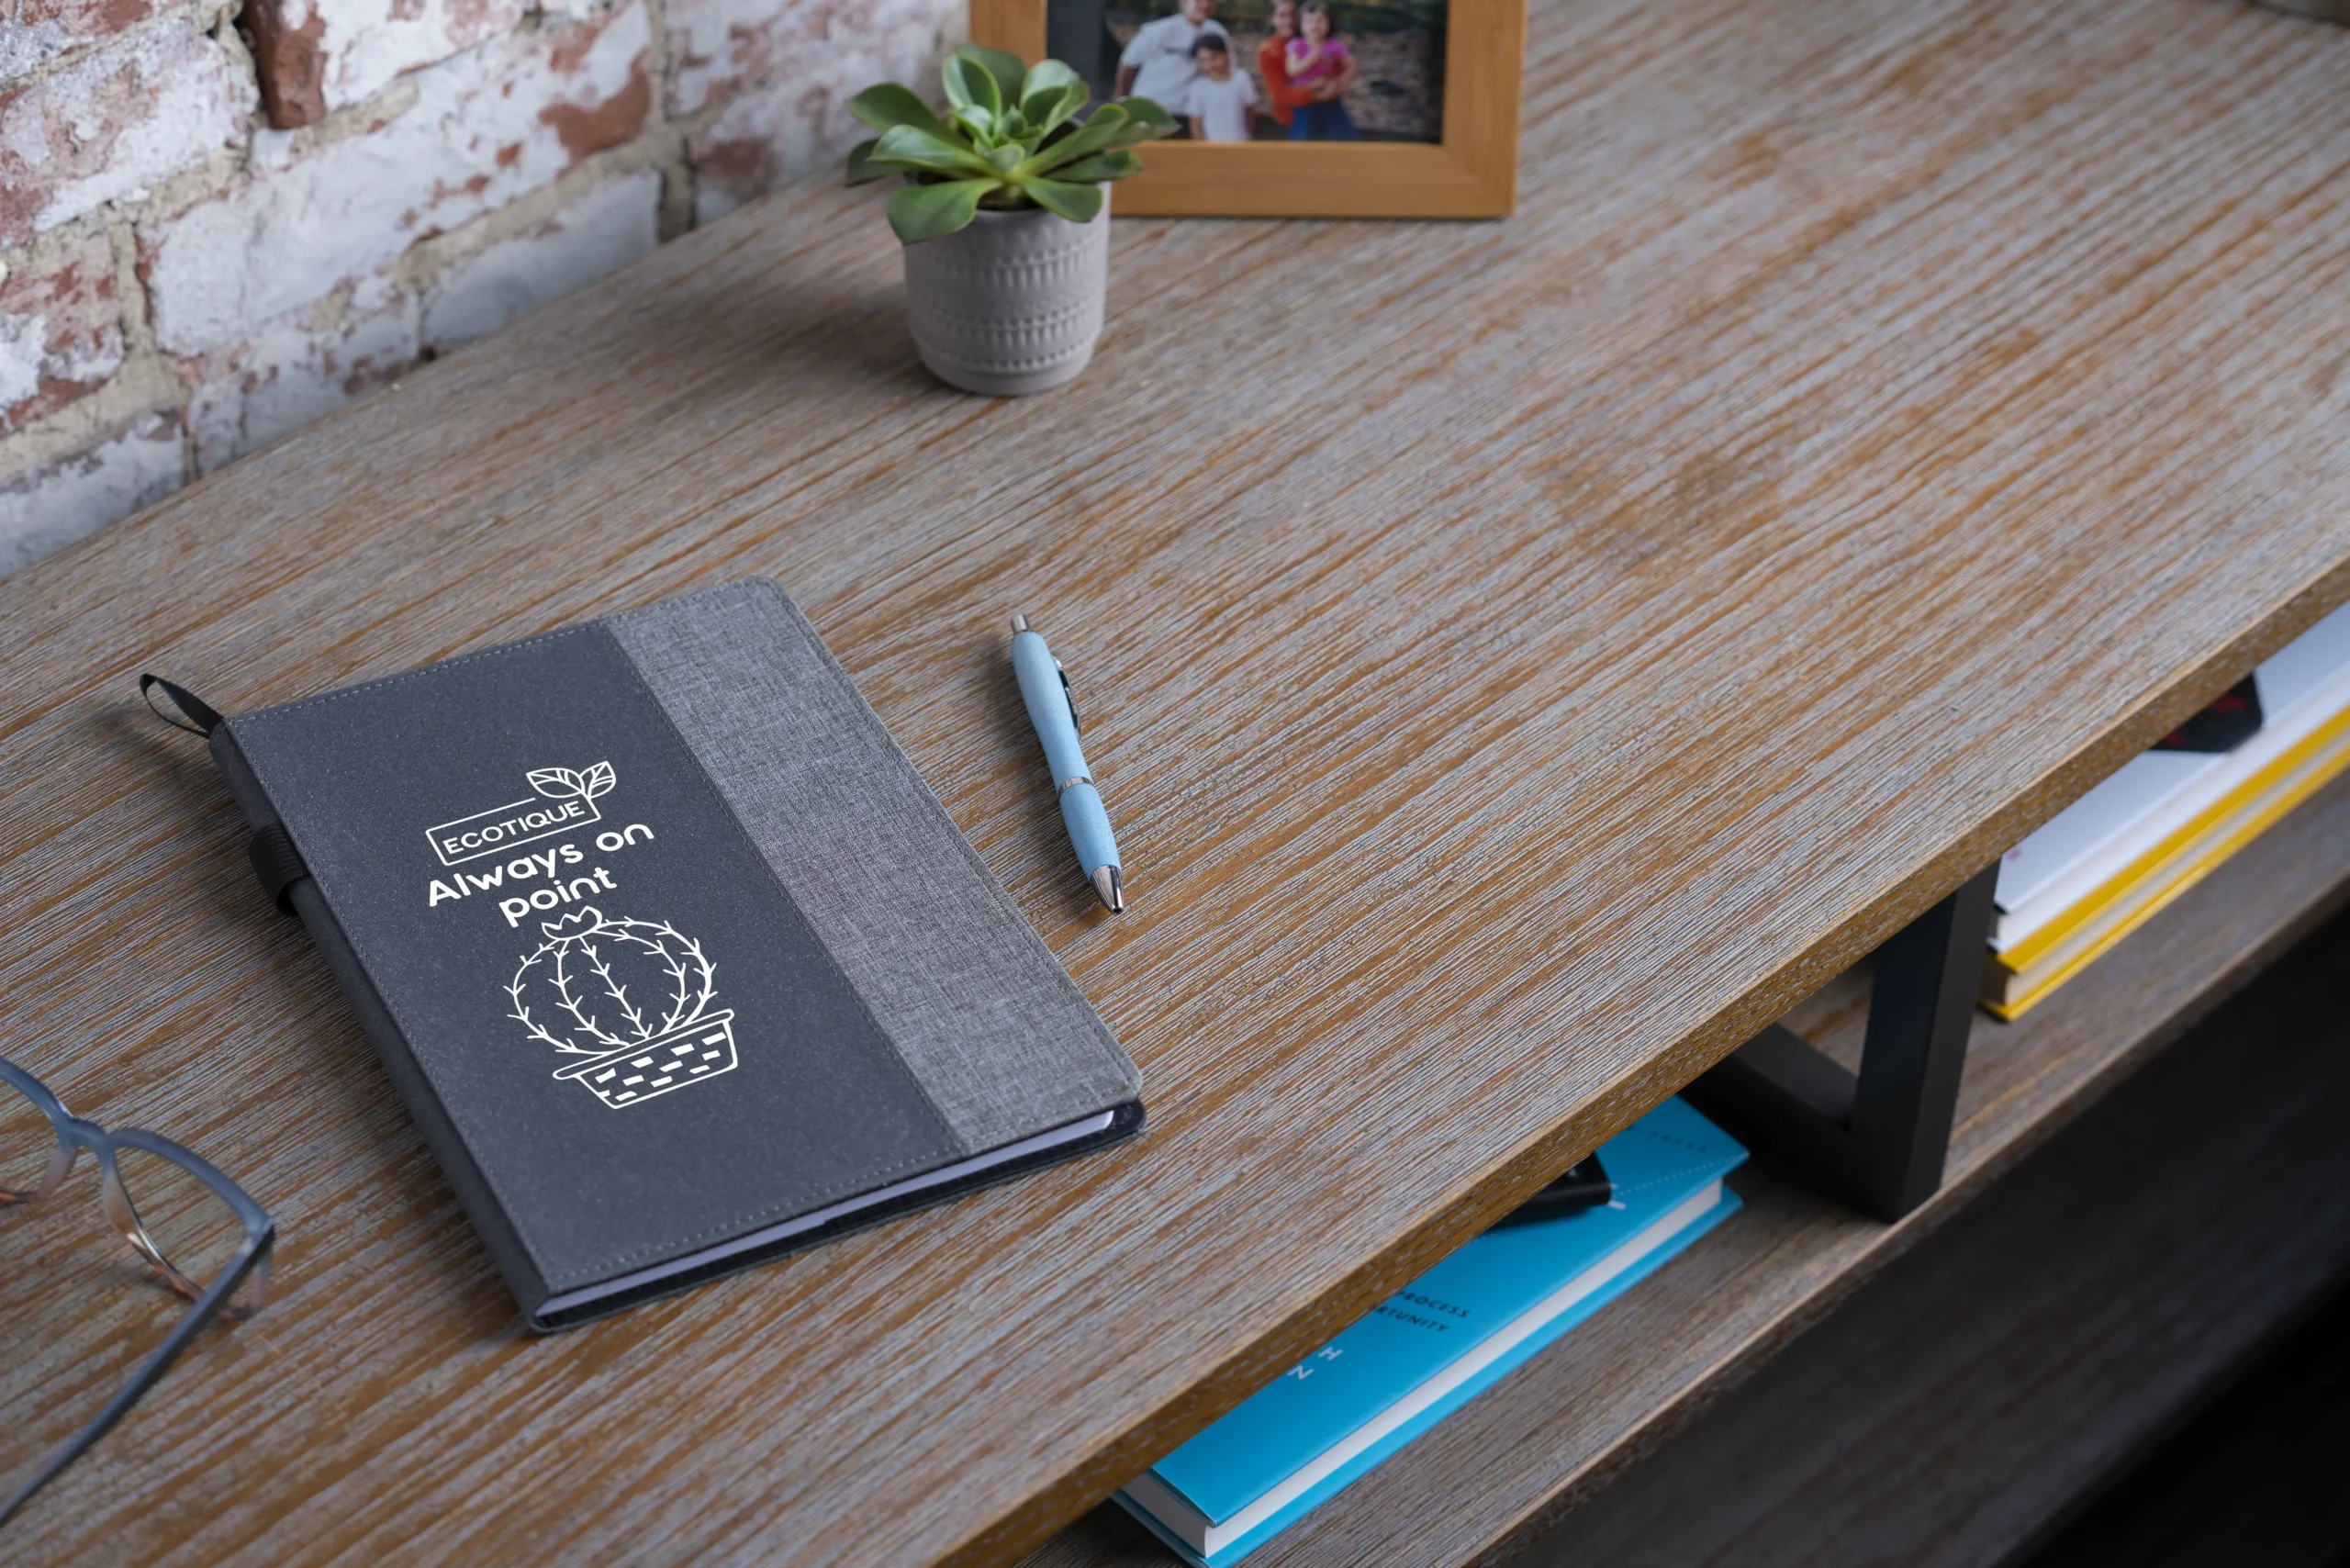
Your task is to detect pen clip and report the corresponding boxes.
[1057,662,1080,734]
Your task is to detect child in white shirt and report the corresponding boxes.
[1116,0,1230,113]
[1178,34,1258,142]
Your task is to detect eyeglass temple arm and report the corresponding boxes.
[0,1228,274,1529]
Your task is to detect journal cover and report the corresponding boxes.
[203,577,1143,1329]
[1116,1097,1744,1566]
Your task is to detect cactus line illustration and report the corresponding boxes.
[508,907,719,1055]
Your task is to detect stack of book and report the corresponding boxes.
[1984,600,2350,1020]
[1115,1098,1746,1566]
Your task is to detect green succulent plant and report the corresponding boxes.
[846,45,1176,243]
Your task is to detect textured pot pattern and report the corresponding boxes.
[901,193,1111,396]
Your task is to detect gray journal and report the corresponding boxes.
[207,577,1144,1329]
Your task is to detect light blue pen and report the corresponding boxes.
[1009,613,1125,913]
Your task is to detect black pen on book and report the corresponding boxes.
[1491,1156,1613,1228]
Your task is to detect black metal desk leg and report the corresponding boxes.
[1685,863,2000,1220]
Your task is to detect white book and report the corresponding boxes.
[1992,599,2350,952]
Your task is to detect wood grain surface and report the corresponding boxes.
[3,0,2348,1562]
[1019,767,2350,1568]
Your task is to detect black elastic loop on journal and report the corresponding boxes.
[248,825,310,917]
[139,674,222,737]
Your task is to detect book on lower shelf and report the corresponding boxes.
[1114,1097,1747,1567]
[1984,599,2350,1021]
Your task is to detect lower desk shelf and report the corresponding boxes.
[1024,768,2350,1568]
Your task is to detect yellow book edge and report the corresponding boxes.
[1981,720,2350,1021]
[1997,698,2350,972]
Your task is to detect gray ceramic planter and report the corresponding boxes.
[901,192,1109,397]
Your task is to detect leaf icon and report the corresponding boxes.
[582,761,616,801]
[527,768,575,799]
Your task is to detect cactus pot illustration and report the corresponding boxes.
[507,906,738,1109]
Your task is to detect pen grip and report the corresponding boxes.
[1058,782,1120,874]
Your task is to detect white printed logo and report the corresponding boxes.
[507,905,737,1109]
[428,762,616,867]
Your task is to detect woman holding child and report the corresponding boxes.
[1254,0,1353,140]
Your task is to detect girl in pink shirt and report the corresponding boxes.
[1284,0,1357,140]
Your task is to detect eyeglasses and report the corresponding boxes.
[1,1055,274,1527]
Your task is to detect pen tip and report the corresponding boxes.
[1092,865,1125,913]
[1011,613,1031,635]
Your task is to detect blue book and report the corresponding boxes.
[1115,1098,1746,1566]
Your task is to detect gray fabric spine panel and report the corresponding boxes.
[607,578,1141,1153]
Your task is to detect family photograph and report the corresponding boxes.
[1046,0,1445,143]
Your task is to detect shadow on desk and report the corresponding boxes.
[594,259,928,407]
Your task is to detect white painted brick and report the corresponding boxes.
[668,0,947,119]
[248,0,530,124]
[675,0,948,221]
[1,0,171,83]
[185,272,419,471]
[143,2,650,355]
[0,23,252,249]
[422,169,659,351]
[0,22,68,82]
[1,229,125,432]
[0,407,182,576]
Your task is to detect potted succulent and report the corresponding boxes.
[847,46,1173,396]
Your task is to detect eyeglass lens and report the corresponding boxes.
[2,1074,262,1312]
[3,1069,271,1527]
[109,1147,259,1307]
[0,1076,62,1200]
[1,1135,187,1508]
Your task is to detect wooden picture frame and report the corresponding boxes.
[970,0,1523,217]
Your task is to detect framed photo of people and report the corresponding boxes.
[970,0,1523,216]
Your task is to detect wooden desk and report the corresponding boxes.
[3,0,2345,1562]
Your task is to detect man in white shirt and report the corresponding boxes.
[1114,0,1230,121]
[1176,35,1258,142]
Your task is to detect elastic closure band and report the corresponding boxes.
[248,824,311,916]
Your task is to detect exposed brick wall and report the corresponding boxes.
[0,0,958,576]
